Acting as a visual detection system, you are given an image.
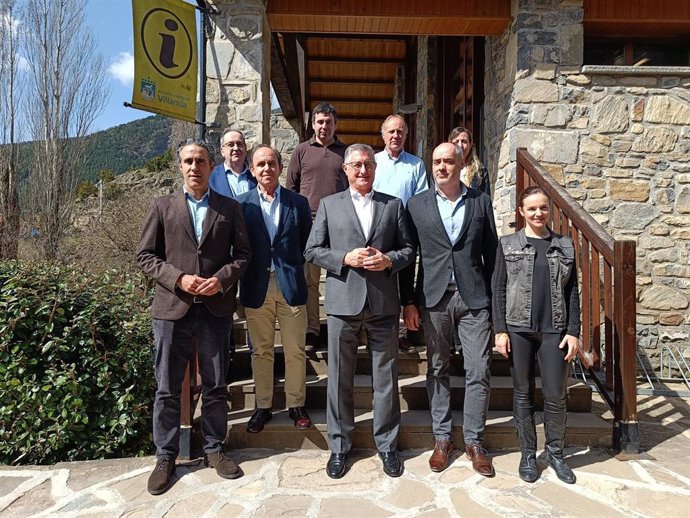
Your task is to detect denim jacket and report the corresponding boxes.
[500,228,575,332]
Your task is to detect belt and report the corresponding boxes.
[193,296,203,304]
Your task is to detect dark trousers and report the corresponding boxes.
[509,331,569,427]
[152,304,232,459]
[421,290,493,444]
[326,310,400,454]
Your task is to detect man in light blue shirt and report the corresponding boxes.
[373,114,429,353]
[208,128,257,379]
[237,144,313,434]
[209,128,257,198]
[373,114,428,207]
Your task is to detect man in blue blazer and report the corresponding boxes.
[209,128,257,198]
[237,144,313,433]
[401,142,498,476]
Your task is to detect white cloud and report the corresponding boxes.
[109,52,134,86]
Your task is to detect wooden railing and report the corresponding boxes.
[516,148,639,454]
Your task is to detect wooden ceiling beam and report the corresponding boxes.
[308,56,405,64]
[310,78,395,85]
[310,96,392,103]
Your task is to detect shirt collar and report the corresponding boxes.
[385,149,406,162]
[225,164,249,177]
[259,184,280,202]
[183,186,210,202]
[435,183,467,202]
[308,135,342,148]
[350,188,374,201]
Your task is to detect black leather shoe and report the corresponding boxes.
[326,453,347,479]
[246,408,272,433]
[379,451,403,477]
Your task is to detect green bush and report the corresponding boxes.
[0,261,155,464]
[75,180,98,201]
[145,148,174,173]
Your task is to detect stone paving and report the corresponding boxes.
[1,394,689,517]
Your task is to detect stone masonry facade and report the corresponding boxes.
[484,0,690,366]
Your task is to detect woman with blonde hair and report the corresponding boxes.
[448,127,490,195]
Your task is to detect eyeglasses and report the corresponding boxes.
[345,161,375,170]
[222,142,245,148]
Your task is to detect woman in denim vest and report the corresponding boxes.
[492,186,581,484]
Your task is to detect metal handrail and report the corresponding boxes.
[516,148,639,454]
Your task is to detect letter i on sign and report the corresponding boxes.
[159,18,179,69]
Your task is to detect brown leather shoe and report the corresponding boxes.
[465,443,495,477]
[147,457,175,495]
[205,451,243,479]
[429,440,454,472]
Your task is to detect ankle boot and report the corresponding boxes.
[544,419,576,484]
[515,415,539,483]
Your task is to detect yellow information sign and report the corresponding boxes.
[131,0,197,122]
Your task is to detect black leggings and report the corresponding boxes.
[509,331,569,426]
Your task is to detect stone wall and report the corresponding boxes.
[205,0,271,146]
[484,0,690,366]
[271,111,299,183]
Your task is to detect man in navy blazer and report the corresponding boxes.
[401,142,498,476]
[237,144,313,433]
[209,128,257,198]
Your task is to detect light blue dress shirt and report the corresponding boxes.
[184,189,210,242]
[436,184,467,284]
[373,149,428,206]
[259,185,282,271]
[225,167,254,196]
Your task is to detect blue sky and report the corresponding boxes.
[85,0,205,132]
[85,0,146,132]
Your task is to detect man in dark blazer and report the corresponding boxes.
[237,144,313,433]
[305,143,415,479]
[137,139,251,495]
[402,142,498,476]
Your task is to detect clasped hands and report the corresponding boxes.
[343,247,392,271]
[177,274,222,296]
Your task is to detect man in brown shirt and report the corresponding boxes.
[286,102,348,349]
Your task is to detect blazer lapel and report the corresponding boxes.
[366,192,385,245]
[423,189,452,246]
[343,191,367,241]
[455,191,475,243]
[198,193,219,248]
[174,191,197,244]
[275,189,291,244]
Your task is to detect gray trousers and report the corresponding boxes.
[421,290,492,444]
[152,303,231,459]
[327,309,400,454]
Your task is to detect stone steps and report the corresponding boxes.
[232,343,515,377]
[228,374,592,412]
[225,408,611,450]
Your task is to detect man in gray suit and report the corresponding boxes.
[305,143,415,479]
[401,142,498,476]
[137,140,251,495]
